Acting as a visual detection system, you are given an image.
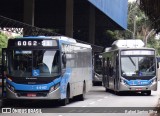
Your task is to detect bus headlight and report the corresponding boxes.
[49,83,60,93]
[7,83,15,92]
[120,78,127,85]
[151,78,157,84]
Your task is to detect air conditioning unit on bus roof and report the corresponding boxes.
[112,39,145,49]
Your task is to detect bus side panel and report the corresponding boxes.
[60,43,92,98]
[68,47,92,97]
[60,68,71,99]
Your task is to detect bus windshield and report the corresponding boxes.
[7,49,60,77]
[121,56,156,77]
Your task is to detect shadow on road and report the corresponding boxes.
[106,89,153,96]
[2,99,60,108]
[1,96,85,108]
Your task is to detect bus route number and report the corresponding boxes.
[17,41,37,46]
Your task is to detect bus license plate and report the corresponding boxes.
[27,93,36,97]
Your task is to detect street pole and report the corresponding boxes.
[133,15,137,39]
[145,29,154,46]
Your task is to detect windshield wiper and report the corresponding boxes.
[129,57,136,66]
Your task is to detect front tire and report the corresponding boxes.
[105,87,109,92]
[60,86,70,106]
[141,90,151,96]
[0,99,4,108]
[114,90,119,95]
[77,83,86,101]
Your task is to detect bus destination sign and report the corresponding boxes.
[10,39,58,47]
[121,50,155,56]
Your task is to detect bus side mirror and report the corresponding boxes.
[62,53,66,65]
[61,53,66,76]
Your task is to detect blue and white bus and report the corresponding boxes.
[1,36,92,105]
[102,39,157,95]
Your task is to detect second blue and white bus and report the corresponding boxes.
[102,39,157,95]
[1,36,92,106]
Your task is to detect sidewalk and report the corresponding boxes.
[149,99,160,116]
[150,81,160,116]
[157,98,160,113]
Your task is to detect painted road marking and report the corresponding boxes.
[81,95,110,107]
[89,102,95,105]
[97,99,103,102]
[82,106,86,107]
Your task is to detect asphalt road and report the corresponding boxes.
[0,82,160,116]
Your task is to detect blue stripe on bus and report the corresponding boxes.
[19,36,52,39]
[6,77,61,91]
[125,80,152,86]
[60,68,72,99]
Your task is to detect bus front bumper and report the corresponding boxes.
[6,87,61,100]
[119,82,157,91]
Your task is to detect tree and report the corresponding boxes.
[106,2,160,55]
[114,2,153,40]
[0,31,8,56]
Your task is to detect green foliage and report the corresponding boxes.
[103,30,118,46]
[0,32,8,56]
[147,38,160,55]
[104,2,160,55]
[116,2,152,40]
[105,30,117,39]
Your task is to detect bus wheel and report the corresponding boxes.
[142,90,151,96]
[77,83,86,101]
[60,86,70,106]
[105,87,108,92]
[146,91,151,96]
[114,91,119,95]
[93,82,96,86]
[0,99,12,108]
[0,99,4,108]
